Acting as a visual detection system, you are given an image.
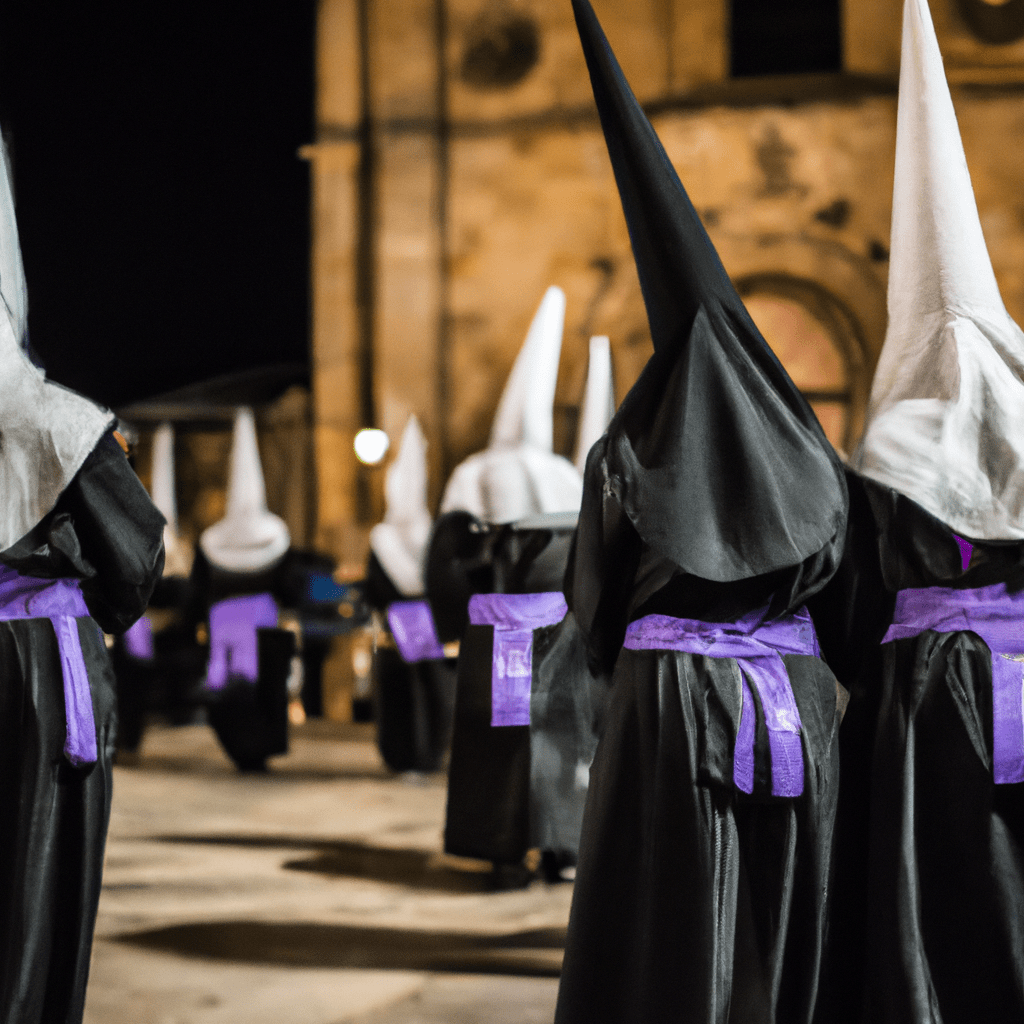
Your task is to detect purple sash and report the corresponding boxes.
[0,566,96,766]
[468,592,568,727]
[387,600,444,663]
[883,581,1024,785]
[206,593,278,691]
[123,615,155,661]
[623,607,820,797]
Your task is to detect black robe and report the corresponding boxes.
[0,429,164,1024]
[436,511,608,874]
[808,470,1024,1024]
[554,438,846,1024]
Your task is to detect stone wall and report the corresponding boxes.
[308,0,1024,569]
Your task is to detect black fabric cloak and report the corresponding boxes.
[808,470,1024,1024]
[186,546,297,771]
[555,440,846,1024]
[364,550,456,775]
[434,511,608,874]
[0,428,164,1024]
[556,3,849,1021]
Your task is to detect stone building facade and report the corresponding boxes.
[306,0,1024,573]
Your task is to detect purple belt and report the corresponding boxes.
[883,581,1024,785]
[387,600,444,663]
[623,607,821,797]
[206,593,278,690]
[468,592,568,727]
[0,566,96,766]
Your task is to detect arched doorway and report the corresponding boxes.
[738,275,869,456]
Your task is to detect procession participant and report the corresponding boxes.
[194,407,294,771]
[555,4,849,1021]
[812,2,1024,1019]
[364,416,455,774]
[0,131,164,1024]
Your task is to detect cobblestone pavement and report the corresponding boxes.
[85,721,569,1024]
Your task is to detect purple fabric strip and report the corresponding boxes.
[0,566,96,766]
[623,607,819,797]
[883,581,1024,785]
[387,601,444,663]
[955,535,974,572]
[123,615,155,661]
[206,593,278,691]
[468,592,568,728]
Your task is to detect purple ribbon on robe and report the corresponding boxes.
[883,581,1024,785]
[623,607,821,797]
[387,600,444,663]
[123,615,155,661]
[468,592,568,727]
[206,593,278,691]
[0,566,96,766]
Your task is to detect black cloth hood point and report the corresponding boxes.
[573,0,847,583]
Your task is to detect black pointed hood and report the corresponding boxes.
[572,0,846,585]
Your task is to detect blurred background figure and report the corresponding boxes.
[112,421,198,759]
[434,310,616,885]
[364,416,456,774]
[193,407,296,771]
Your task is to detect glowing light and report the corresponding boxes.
[354,428,390,465]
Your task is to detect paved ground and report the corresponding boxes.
[84,721,570,1024]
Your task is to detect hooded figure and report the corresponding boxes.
[438,337,616,879]
[439,286,584,523]
[194,408,295,772]
[554,4,849,1022]
[115,422,201,754]
[809,2,1024,1020]
[364,417,456,774]
[0,132,165,1024]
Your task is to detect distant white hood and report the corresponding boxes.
[440,286,583,522]
[0,306,113,552]
[574,334,615,473]
[200,407,290,573]
[150,421,193,577]
[369,415,432,596]
[852,0,1024,540]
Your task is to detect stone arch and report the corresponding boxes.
[714,232,887,449]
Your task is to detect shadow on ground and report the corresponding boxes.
[150,834,539,892]
[119,921,565,976]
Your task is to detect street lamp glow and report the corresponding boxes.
[354,428,390,465]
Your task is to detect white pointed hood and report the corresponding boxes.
[0,136,27,349]
[199,407,290,572]
[150,422,192,577]
[0,306,114,552]
[369,415,432,596]
[440,286,583,523]
[853,0,1024,539]
[574,334,615,473]
[0,137,113,553]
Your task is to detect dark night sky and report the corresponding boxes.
[0,3,315,407]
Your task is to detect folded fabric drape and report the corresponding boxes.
[0,564,96,765]
[387,600,444,663]
[468,592,568,727]
[623,607,820,797]
[206,592,278,691]
[884,580,1024,784]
